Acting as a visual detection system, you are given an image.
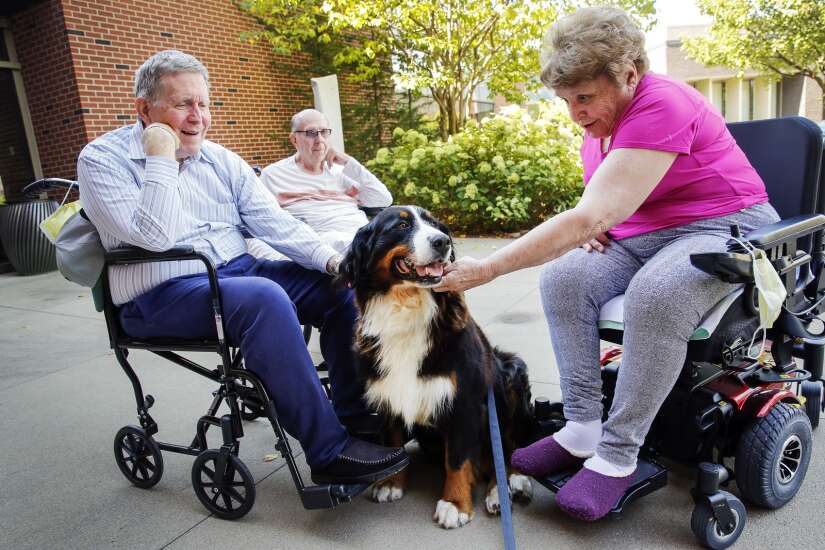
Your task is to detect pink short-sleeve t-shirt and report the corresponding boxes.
[581,72,769,240]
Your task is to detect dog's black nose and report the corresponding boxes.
[430,234,450,255]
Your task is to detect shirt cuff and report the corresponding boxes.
[313,245,340,274]
[143,156,179,187]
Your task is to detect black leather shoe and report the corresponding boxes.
[311,438,409,485]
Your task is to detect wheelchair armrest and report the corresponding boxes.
[690,252,753,284]
[105,245,199,264]
[733,214,825,250]
[104,246,219,296]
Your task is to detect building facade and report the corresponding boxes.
[648,24,823,124]
[0,0,375,204]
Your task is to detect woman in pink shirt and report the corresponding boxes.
[436,6,779,520]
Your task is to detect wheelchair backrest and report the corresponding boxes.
[727,116,824,219]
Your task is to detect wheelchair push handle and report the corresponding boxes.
[22,178,78,199]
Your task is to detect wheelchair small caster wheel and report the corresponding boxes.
[191,449,255,520]
[801,380,823,430]
[113,425,163,489]
[690,491,746,549]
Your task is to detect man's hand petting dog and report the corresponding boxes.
[434,256,495,293]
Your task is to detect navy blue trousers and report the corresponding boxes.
[119,254,360,468]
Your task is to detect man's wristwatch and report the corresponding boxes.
[326,254,343,276]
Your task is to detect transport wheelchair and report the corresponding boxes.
[23,180,375,521]
[532,116,825,549]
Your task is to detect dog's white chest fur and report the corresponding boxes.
[360,289,455,428]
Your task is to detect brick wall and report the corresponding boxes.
[11,0,377,186]
[11,0,86,192]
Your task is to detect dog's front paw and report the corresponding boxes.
[485,485,502,515]
[369,482,405,503]
[433,499,472,529]
[486,474,534,514]
[509,473,533,502]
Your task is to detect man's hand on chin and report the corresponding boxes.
[142,123,180,159]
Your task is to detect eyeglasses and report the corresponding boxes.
[294,128,333,139]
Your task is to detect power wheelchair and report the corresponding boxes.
[23,179,383,521]
[532,116,825,549]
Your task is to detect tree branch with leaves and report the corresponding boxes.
[683,0,825,119]
[240,0,655,139]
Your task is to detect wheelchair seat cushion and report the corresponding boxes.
[598,288,745,341]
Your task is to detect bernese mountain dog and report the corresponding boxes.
[338,205,534,529]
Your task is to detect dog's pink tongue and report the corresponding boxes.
[415,263,444,277]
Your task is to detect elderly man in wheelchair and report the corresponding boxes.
[66,49,408,518]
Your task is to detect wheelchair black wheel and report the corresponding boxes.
[690,491,746,550]
[801,380,822,430]
[734,402,812,508]
[113,425,164,489]
[191,450,256,520]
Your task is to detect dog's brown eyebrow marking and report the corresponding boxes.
[399,210,410,218]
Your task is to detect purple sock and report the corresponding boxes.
[555,466,635,521]
[510,436,585,477]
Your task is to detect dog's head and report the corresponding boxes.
[340,206,455,291]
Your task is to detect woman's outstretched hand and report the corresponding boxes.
[434,256,496,293]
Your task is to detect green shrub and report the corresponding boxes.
[366,101,584,234]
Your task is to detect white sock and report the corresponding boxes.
[553,419,601,458]
[584,453,636,477]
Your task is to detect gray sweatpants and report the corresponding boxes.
[539,202,779,467]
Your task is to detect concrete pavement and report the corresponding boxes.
[1,237,822,550]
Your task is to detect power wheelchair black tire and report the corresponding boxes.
[690,491,746,550]
[191,450,256,520]
[113,426,164,489]
[734,402,812,509]
[801,380,822,430]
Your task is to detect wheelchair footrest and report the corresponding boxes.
[299,482,370,510]
[535,457,667,517]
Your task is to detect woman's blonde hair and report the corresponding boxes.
[540,6,649,89]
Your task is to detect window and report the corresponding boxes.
[0,32,9,62]
[775,81,783,117]
[0,25,42,199]
[720,81,727,117]
[747,79,755,120]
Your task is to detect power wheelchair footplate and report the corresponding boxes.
[535,458,668,517]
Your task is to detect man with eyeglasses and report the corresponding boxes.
[248,109,392,259]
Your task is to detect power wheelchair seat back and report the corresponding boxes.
[534,116,825,549]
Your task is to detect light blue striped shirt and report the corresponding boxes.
[77,122,338,305]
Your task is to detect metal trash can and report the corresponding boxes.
[0,199,58,275]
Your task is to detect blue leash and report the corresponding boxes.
[488,386,517,550]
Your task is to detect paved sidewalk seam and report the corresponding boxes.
[0,303,104,322]
[158,455,294,549]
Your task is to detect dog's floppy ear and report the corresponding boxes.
[338,221,375,289]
